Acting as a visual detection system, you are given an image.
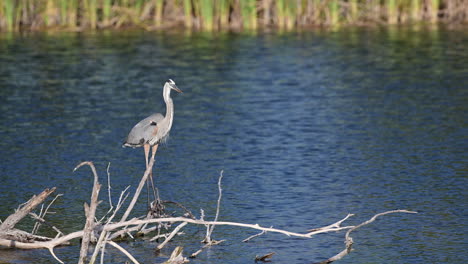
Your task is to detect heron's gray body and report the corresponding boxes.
[123,79,181,149]
[123,113,164,147]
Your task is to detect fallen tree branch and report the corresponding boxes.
[0,162,419,264]
[0,214,352,250]
[104,216,353,238]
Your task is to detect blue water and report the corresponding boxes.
[0,28,466,263]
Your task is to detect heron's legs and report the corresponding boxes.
[144,144,150,169]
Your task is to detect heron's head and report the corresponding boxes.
[166,79,182,93]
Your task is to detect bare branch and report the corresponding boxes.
[108,240,140,264]
[48,246,64,264]
[90,187,131,264]
[162,200,195,219]
[189,239,225,258]
[243,228,270,242]
[0,188,56,231]
[121,157,155,222]
[203,170,224,244]
[105,217,353,238]
[106,162,113,208]
[157,222,188,250]
[29,213,64,237]
[315,210,418,264]
[163,246,189,264]
[308,213,354,232]
[74,161,102,264]
[31,193,63,236]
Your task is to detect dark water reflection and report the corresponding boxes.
[0,28,466,263]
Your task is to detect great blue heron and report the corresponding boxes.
[123,79,182,167]
[123,79,182,206]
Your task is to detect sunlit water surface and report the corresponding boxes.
[0,28,466,263]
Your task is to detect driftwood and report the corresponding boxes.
[0,188,56,233]
[0,188,58,244]
[75,162,102,264]
[0,160,417,263]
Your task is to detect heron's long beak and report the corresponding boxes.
[171,84,183,93]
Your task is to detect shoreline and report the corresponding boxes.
[1,1,467,32]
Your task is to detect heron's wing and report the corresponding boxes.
[123,113,164,147]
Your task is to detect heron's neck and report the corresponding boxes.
[164,96,174,129]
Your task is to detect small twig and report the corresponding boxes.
[98,163,115,223]
[200,209,205,221]
[108,240,140,264]
[32,204,44,234]
[48,246,64,264]
[203,170,223,244]
[308,213,354,232]
[106,162,113,208]
[32,194,63,235]
[190,239,225,258]
[243,228,270,242]
[108,224,141,241]
[191,171,225,260]
[162,200,196,219]
[149,232,170,242]
[29,213,64,237]
[156,222,188,250]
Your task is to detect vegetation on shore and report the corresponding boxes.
[0,0,467,32]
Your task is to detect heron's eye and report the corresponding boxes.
[150,121,157,126]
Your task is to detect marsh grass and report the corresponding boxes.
[0,0,466,32]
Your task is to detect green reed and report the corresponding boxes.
[328,0,339,26]
[199,0,214,30]
[387,0,398,24]
[430,0,440,22]
[154,0,164,27]
[410,0,421,22]
[102,0,112,26]
[3,0,15,31]
[0,0,466,32]
[349,0,358,22]
[217,0,230,29]
[183,0,193,28]
[240,0,257,29]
